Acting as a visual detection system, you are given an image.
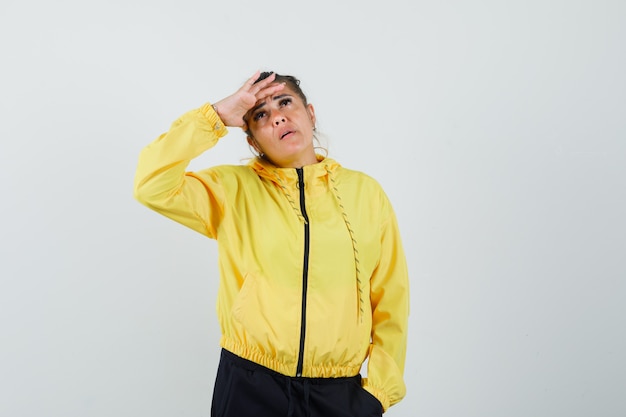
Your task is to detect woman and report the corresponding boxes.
[134,71,409,416]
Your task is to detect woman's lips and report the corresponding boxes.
[280,130,294,140]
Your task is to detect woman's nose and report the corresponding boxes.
[273,113,286,125]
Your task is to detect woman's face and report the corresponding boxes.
[245,84,317,168]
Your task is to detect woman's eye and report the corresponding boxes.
[279,98,292,107]
[253,111,266,121]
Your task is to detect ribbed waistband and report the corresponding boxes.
[221,348,362,385]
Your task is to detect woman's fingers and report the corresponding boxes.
[247,70,261,83]
[255,82,285,101]
[247,72,275,95]
[241,71,262,93]
[214,71,285,127]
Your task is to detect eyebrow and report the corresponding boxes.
[250,94,293,115]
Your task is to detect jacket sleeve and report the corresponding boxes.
[133,103,229,238]
[362,196,410,412]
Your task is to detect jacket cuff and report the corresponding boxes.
[199,102,228,136]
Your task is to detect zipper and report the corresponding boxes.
[295,167,310,377]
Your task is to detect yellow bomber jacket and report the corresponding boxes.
[133,104,409,411]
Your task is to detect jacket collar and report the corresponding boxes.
[249,155,340,185]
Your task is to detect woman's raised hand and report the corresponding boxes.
[213,71,284,129]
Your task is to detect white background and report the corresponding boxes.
[1,0,624,416]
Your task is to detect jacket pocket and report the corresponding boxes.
[232,272,257,324]
[354,382,383,417]
[230,272,300,356]
[212,354,235,417]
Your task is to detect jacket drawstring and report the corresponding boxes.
[325,165,364,323]
[272,169,308,224]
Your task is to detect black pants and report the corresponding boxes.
[211,349,383,417]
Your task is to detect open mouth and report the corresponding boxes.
[280,130,294,140]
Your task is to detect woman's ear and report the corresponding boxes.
[247,136,261,154]
[307,103,316,126]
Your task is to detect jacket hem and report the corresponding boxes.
[220,336,363,378]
